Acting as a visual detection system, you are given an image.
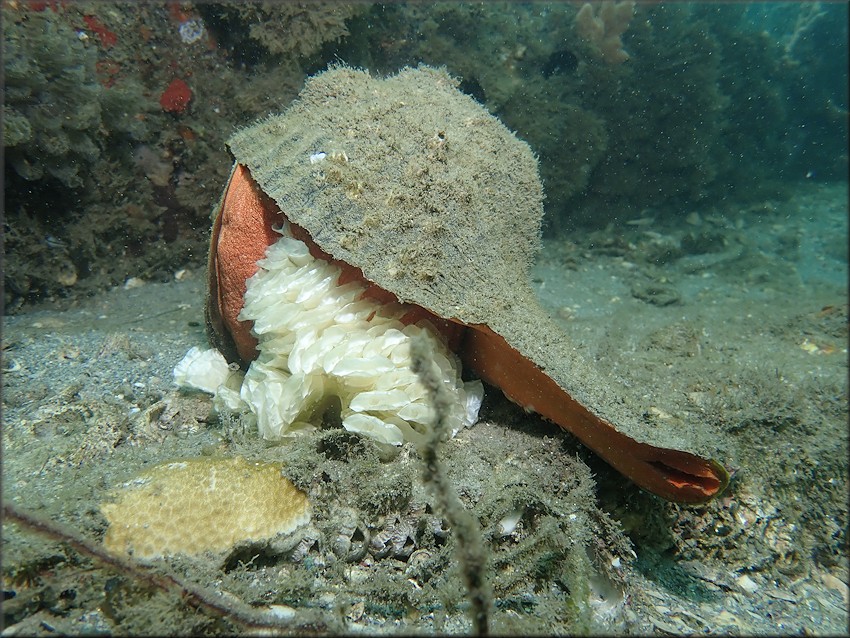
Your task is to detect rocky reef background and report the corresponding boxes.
[3,1,847,310]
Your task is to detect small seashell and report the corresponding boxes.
[123,277,146,290]
[497,509,523,536]
[736,574,759,594]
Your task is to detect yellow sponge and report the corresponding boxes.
[101,456,310,560]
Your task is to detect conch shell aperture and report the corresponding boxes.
[205,65,729,504]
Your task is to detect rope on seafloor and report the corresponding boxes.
[410,334,492,636]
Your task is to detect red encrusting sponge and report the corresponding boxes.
[160,78,192,113]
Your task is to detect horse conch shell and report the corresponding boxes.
[204,65,729,504]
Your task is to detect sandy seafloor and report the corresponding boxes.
[2,181,848,635]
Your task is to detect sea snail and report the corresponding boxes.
[197,65,729,504]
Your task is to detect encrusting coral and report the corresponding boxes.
[100,456,310,560]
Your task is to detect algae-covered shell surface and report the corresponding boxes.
[226,65,723,463]
[227,64,544,326]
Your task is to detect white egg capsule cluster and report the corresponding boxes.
[176,224,482,448]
